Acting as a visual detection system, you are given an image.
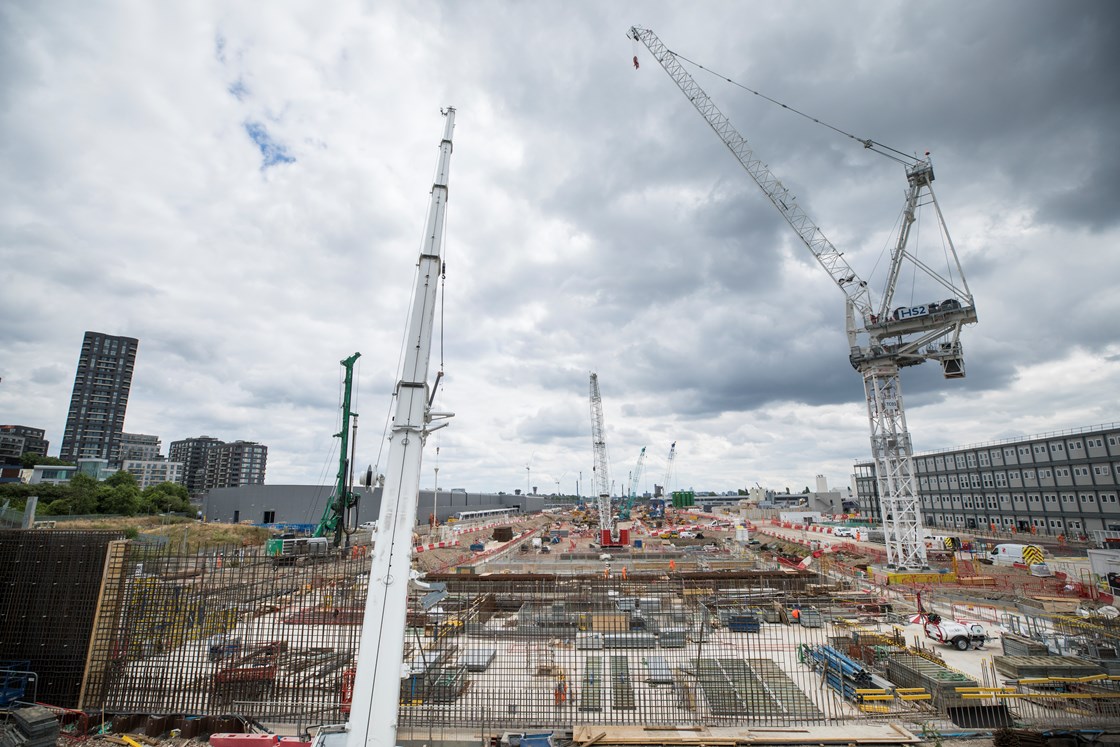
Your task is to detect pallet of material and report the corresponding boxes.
[1000,633,1050,657]
[993,655,1103,679]
[884,653,977,708]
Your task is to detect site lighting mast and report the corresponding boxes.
[631,27,977,569]
[323,107,456,747]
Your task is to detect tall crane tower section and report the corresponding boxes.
[588,372,617,546]
[316,108,456,747]
[631,27,977,569]
[618,446,647,521]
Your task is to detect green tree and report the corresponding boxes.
[97,471,140,515]
[19,453,73,468]
[69,473,100,514]
[140,482,191,513]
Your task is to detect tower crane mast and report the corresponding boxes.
[588,372,614,544]
[316,108,456,747]
[663,441,677,496]
[631,27,977,569]
[618,446,647,521]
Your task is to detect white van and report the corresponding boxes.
[989,543,1044,565]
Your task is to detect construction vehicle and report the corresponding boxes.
[617,447,646,521]
[631,28,977,569]
[314,108,457,747]
[314,352,363,547]
[923,613,989,650]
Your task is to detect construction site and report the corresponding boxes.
[3,508,1120,747]
[3,18,1118,747]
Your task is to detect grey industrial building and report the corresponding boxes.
[60,331,138,463]
[854,422,1120,538]
[202,484,563,527]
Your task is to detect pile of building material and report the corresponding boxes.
[1,706,60,747]
[993,655,1103,679]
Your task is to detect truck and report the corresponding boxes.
[923,613,989,650]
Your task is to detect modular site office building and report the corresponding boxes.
[854,422,1120,537]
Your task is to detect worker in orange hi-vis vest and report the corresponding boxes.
[669,559,676,571]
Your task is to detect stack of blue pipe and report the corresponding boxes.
[803,645,872,702]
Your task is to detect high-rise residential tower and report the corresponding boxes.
[59,332,139,464]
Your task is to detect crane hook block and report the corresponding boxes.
[633,56,640,70]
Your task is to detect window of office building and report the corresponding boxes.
[1024,469,1034,479]
[1094,465,1110,477]
[1052,442,1065,453]
[971,474,982,488]
[996,473,1007,487]
[979,452,990,466]
[1045,494,1057,504]
[1081,493,1096,504]
[1069,441,1082,451]
[1040,468,1053,478]
[983,473,994,488]
[935,457,945,470]
[1075,467,1089,477]
[956,454,967,469]
[1035,444,1047,455]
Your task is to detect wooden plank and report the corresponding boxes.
[572,724,920,745]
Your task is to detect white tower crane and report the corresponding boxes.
[631,28,977,569]
[588,372,615,546]
[663,441,677,497]
[315,108,456,747]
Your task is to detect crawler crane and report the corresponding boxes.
[631,28,977,569]
[589,372,617,546]
[315,108,456,747]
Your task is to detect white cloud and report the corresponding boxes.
[2,0,1118,497]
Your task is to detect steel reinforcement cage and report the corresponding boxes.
[71,541,1120,734]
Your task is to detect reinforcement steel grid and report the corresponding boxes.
[76,542,1120,734]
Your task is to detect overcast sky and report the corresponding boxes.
[2,1,1118,498]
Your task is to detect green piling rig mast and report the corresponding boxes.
[315,352,361,546]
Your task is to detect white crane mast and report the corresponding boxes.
[663,441,677,496]
[589,372,613,539]
[631,27,977,569]
[327,107,456,747]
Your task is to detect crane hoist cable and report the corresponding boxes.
[662,48,917,167]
